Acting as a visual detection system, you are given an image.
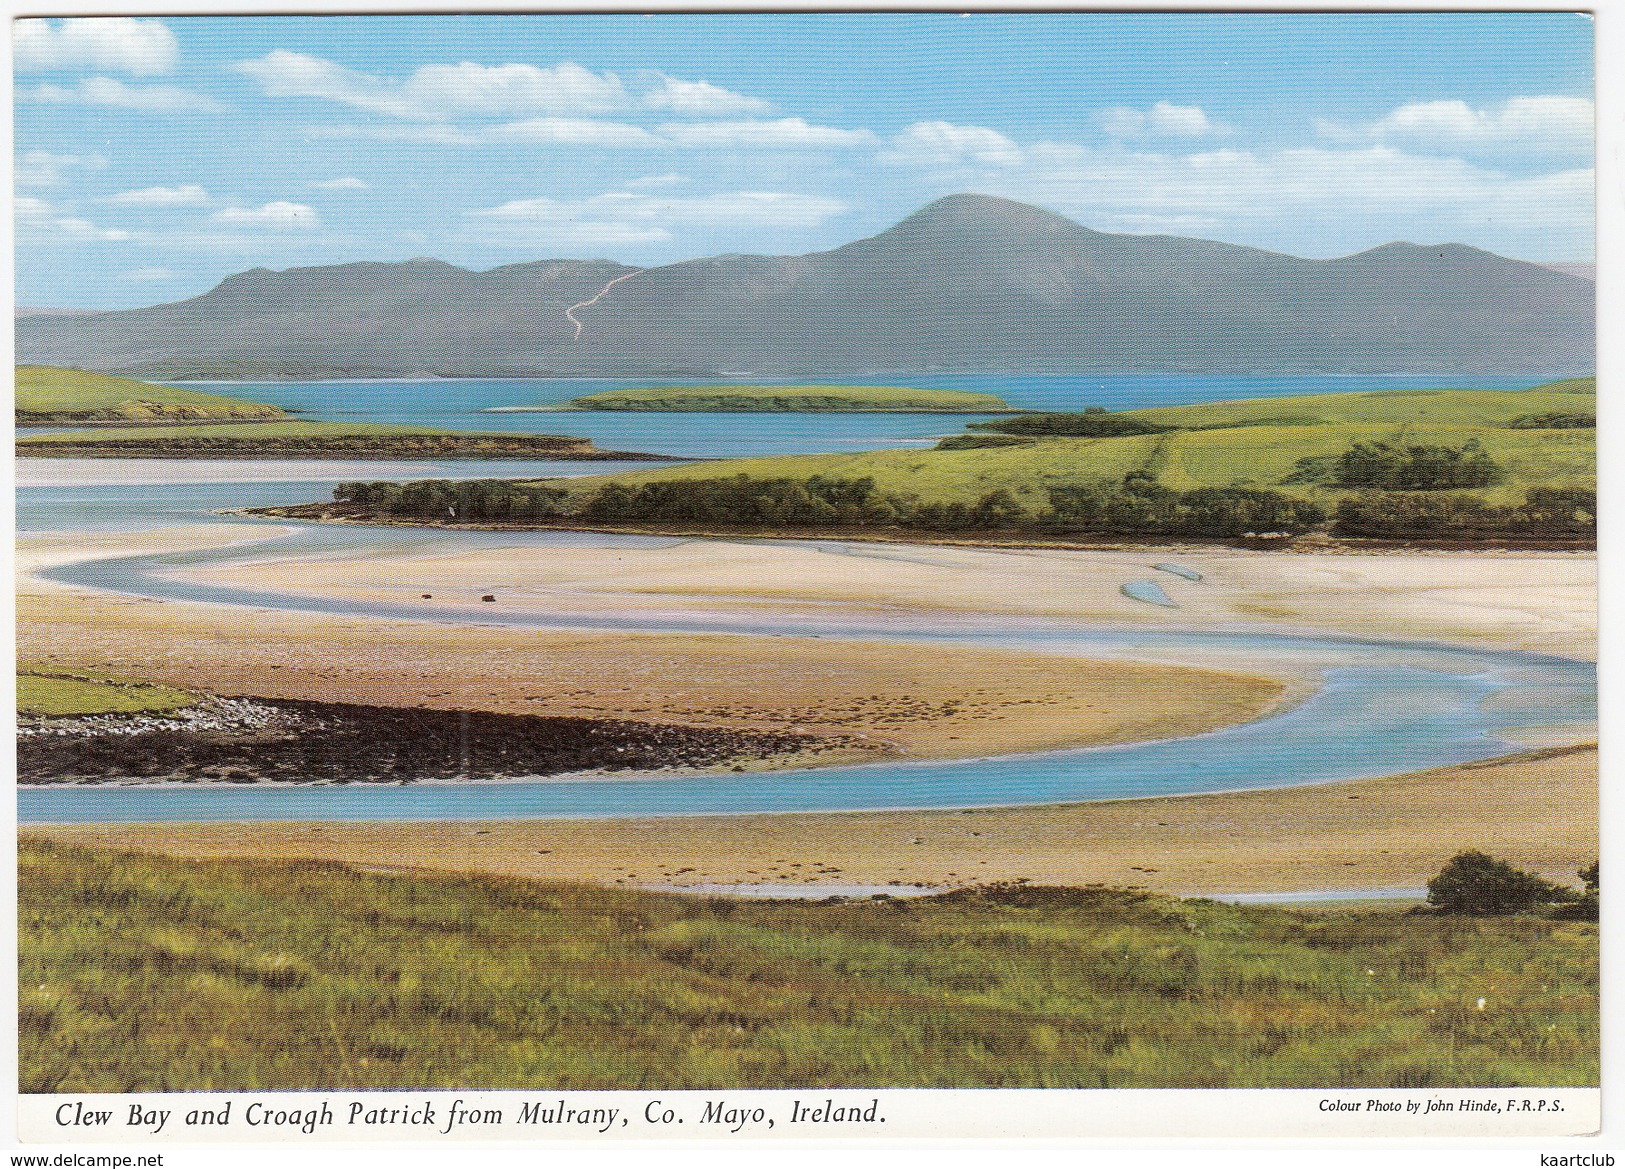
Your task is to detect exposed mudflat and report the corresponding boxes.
[18,696,856,786]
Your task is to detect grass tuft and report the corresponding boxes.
[18,842,1598,1092]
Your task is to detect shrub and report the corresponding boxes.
[1552,861,1599,922]
[1508,412,1594,429]
[1320,440,1503,490]
[1044,477,1322,538]
[1425,851,1571,916]
[1332,489,1595,541]
[969,409,1173,438]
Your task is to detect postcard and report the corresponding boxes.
[11,5,1602,1155]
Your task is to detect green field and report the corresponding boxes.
[19,841,1597,1092]
[16,420,639,460]
[18,671,194,718]
[15,366,285,423]
[1121,380,1596,430]
[548,382,1594,509]
[562,385,1018,412]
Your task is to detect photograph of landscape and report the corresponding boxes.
[13,9,1598,1126]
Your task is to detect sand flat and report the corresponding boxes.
[18,529,1290,765]
[19,525,1595,897]
[183,536,1596,659]
[26,745,1596,897]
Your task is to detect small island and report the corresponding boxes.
[16,365,287,424]
[517,385,1021,413]
[16,420,669,461]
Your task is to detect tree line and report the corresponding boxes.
[331,474,1592,543]
[1332,488,1594,540]
[332,474,1325,538]
[1288,439,1503,490]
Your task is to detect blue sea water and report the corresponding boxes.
[167,373,1547,460]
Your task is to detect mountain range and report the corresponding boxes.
[15,194,1594,378]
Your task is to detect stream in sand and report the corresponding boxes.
[16,373,1594,823]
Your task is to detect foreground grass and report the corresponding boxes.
[563,385,1017,412]
[15,366,284,423]
[19,841,1597,1092]
[17,671,194,718]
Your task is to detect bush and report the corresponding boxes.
[1552,861,1599,922]
[1044,476,1323,538]
[1508,412,1594,429]
[1332,489,1595,541]
[1319,440,1503,490]
[934,433,1035,450]
[1425,851,1571,916]
[969,409,1172,438]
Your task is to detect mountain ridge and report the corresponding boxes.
[16,193,1593,378]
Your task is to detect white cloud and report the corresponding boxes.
[398,60,630,118]
[22,77,225,113]
[959,140,1592,246]
[659,118,874,149]
[311,176,370,191]
[312,115,865,152]
[108,184,210,206]
[234,51,631,121]
[1319,95,1593,156]
[16,197,133,242]
[880,121,1025,168]
[1099,101,1226,138]
[120,266,176,281]
[211,201,320,229]
[14,150,106,187]
[309,117,659,148]
[468,188,846,249]
[640,75,772,117]
[13,18,177,76]
[625,173,689,190]
[485,118,663,147]
[476,189,845,228]
[236,50,790,129]
[51,218,134,242]
[307,123,481,146]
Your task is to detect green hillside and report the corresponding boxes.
[1120,379,1595,430]
[287,380,1595,542]
[15,365,285,423]
[19,841,1597,1092]
[547,381,1594,509]
[563,385,1017,412]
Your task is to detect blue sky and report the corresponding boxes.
[14,12,1595,309]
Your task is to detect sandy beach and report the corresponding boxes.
[184,532,1597,660]
[18,522,1596,896]
[26,743,1596,897]
[17,527,1291,766]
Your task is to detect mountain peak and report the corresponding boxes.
[832,193,1099,263]
[894,193,1094,237]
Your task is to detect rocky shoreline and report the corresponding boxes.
[15,434,674,460]
[18,696,865,786]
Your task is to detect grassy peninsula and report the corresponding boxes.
[19,840,1597,1091]
[18,670,194,718]
[284,380,1594,546]
[555,384,1018,412]
[16,420,666,461]
[16,365,286,424]
[572,382,1593,505]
